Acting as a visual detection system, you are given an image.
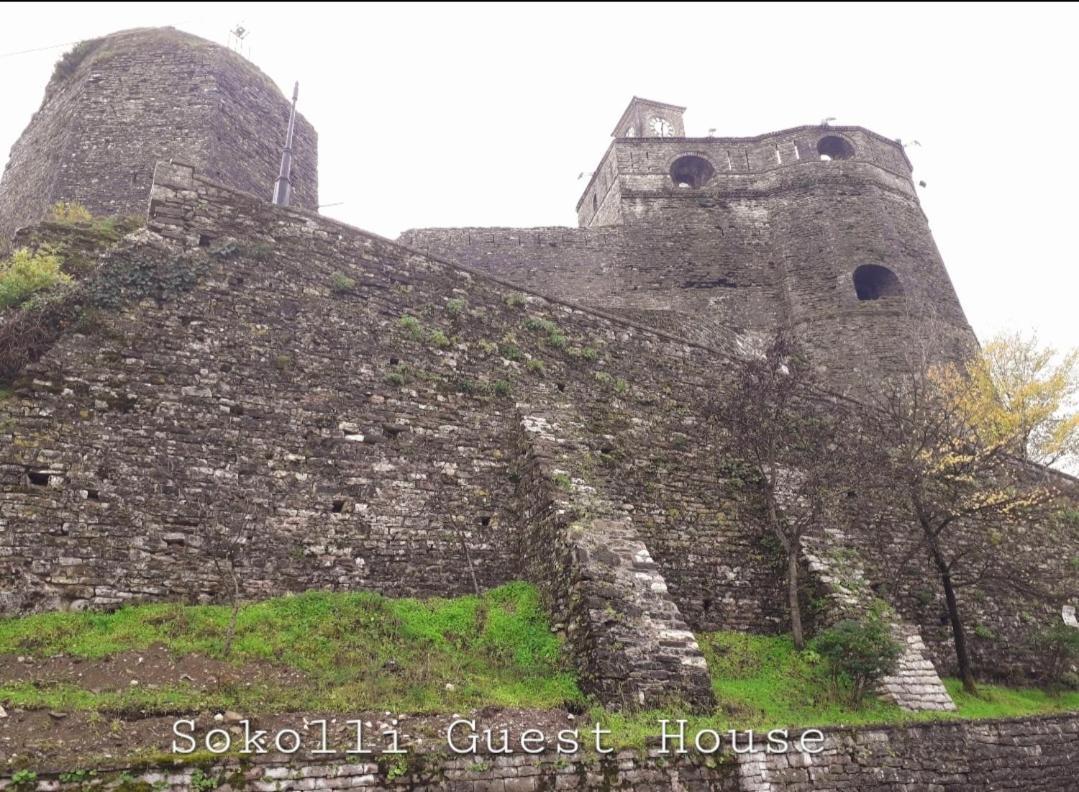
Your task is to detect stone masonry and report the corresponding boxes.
[1,715,1076,791]
[0,28,317,243]
[0,28,1076,747]
[0,158,1073,701]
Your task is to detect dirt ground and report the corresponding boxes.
[0,648,582,772]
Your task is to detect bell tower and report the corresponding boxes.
[611,97,686,138]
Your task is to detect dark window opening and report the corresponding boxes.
[86,488,100,500]
[28,471,50,486]
[198,234,211,248]
[478,515,492,527]
[669,155,716,189]
[817,135,855,161]
[853,265,903,300]
[592,194,598,213]
[332,499,346,513]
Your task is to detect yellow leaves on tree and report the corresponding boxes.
[930,332,1079,470]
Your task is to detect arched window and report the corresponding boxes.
[592,193,598,213]
[817,135,855,161]
[852,265,902,300]
[669,155,716,189]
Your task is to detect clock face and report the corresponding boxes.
[649,116,674,137]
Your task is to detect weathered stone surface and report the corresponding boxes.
[0,27,317,243]
[1,717,1075,791]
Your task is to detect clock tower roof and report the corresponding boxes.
[611,97,687,137]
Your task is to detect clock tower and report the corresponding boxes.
[611,97,686,138]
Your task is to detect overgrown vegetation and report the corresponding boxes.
[0,594,1074,755]
[0,582,580,714]
[594,631,1079,749]
[810,608,902,703]
[48,201,94,224]
[708,334,854,650]
[0,248,71,309]
[330,272,356,293]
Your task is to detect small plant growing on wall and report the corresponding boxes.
[0,248,72,309]
[47,201,93,224]
[330,272,356,293]
[10,770,38,789]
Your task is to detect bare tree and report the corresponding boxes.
[854,325,1076,693]
[710,334,853,649]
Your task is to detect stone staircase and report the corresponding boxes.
[512,403,714,709]
[801,527,955,711]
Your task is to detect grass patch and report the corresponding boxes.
[2,602,1074,744]
[591,632,1079,749]
[0,582,581,715]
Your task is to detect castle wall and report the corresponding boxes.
[0,28,317,243]
[0,162,1070,685]
[0,164,785,646]
[404,127,977,389]
[2,715,1075,791]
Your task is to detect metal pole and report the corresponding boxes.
[272,82,299,207]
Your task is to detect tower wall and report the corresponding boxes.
[0,27,317,242]
[404,124,977,385]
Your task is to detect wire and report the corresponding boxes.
[0,39,80,59]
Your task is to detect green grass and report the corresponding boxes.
[591,632,1078,749]
[2,595,1074,741]
[0,582,581,714]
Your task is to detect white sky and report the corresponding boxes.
[1,2,1076,355]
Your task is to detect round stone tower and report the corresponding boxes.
[0,27,318,242]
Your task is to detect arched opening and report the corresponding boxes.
[669,155,715,189]
[852,265,902,300]
[817,135,855,161]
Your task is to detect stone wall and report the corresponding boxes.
[512,403,713,709]
[0,27,317,243]
[0,162,783,703]
[0,162,1071,692]
[2,715,1075,791]
[401,128,977,393]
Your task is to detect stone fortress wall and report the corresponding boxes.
[1,715,1076,791]
[0,162,1071,705]
[0,27,318,244]
[0,26,1075,756]
[402,118,976,390]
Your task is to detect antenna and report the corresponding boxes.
[228,24,249,55]
[273,82,300,207]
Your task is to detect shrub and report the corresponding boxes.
[1037,623,1079,688]
[429,329,452,349]
[11,770,37,789]
[811,610,901,704]
[446,297,466,316]
[48,201,93,223]
[526,358,545,375]
[492,379,512,397]
[0,248,71,309]
[504,292,526,308]
[398,314,424,340]
[330,272,356,293]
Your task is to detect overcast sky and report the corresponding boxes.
[2,2,1076,356]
